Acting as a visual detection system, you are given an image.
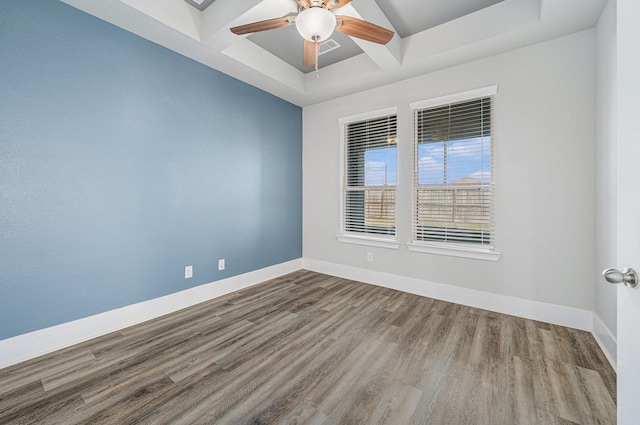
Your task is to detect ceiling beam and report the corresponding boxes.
[199,0,305,95]
[120,0,202,40]
[200,0,296,50]
[338,0,401,70]
[200,0,262,41]
[222,38,305,93]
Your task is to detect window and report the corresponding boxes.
[341,111,397,241]
[411,87,496,253]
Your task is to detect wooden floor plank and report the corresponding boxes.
[365,379,422,425]
[0,270,616,424]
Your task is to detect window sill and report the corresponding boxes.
[337,234,400,250]
[407,242,501,261]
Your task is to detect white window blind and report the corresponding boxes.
[343,113,397,237]
[413,93,494,246]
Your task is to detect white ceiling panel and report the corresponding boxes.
[61,0,608,106]
[376,0,505,38]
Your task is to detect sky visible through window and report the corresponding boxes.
[363,137,490,187]
[418,137,491,185]
[364,147,397,186]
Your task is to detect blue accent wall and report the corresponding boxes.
[0,0,302,340]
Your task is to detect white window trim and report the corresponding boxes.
[337,234,400,249]
[409,85,498,110]
[410,85,499,261]
[407,242,501,261]
[338,107,399,246]
[337,107,398,127]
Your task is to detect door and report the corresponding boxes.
[616,1,640,423]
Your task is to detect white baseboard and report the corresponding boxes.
[2,258,615,373]
[592,313,617,371]
[303,258,594,331]
[0,259,303,369]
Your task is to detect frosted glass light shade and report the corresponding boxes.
[295,7,336,42]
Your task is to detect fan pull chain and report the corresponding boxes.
[315,41,320,78]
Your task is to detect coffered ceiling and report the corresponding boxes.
[60,0,607,107]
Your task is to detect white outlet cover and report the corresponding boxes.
[218,259,225,271]
[185,265,193,278]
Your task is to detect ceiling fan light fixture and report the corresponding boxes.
[295,7,336,42]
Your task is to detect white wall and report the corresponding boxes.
[303,30,596,313]
[594,0,618,365]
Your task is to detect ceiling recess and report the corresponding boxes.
[183,0,215,12]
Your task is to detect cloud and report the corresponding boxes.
[447,138,490,160]
[421,145,444,158]
[470,169,491,182]
[418,156,444,184]
[418,156,440,167]
[365,160,394,185]
[421,137,490,161]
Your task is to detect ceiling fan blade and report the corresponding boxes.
[303,40,317,67]
[292,0,310,8]
[335,16,394,44]
[327,0,352,10]
[230,16,293,35]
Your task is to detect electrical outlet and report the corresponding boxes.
[185,265,193,279]
[218,259,225,271]
[367,252,373,262]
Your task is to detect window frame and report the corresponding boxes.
[337,107,400,250]
[408,86,500,261]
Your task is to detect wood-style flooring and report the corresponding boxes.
[0,270,616,424]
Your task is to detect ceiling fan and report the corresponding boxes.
[230,0,394,70]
